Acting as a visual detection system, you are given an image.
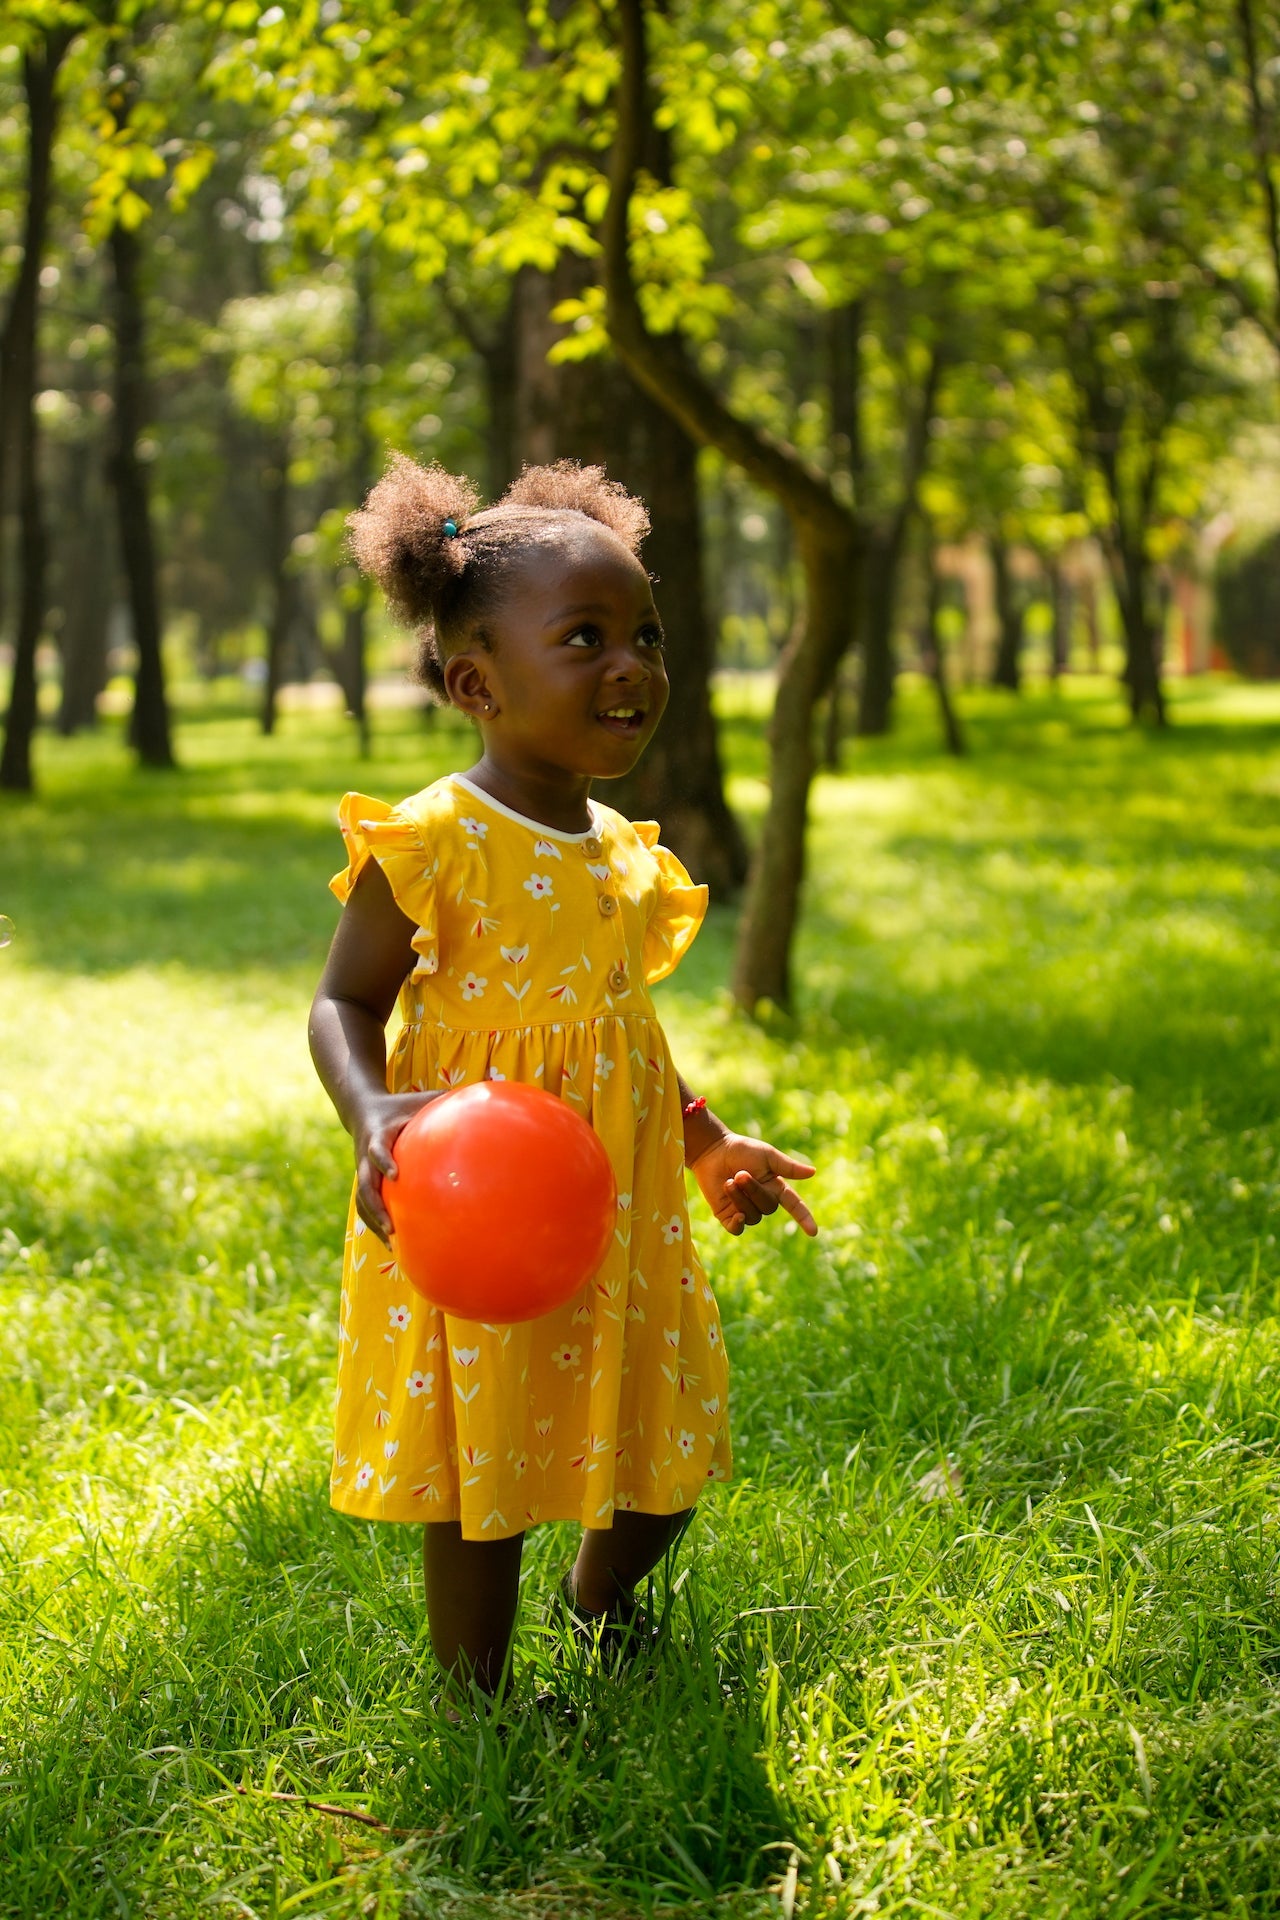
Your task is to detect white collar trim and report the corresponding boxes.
[452,773,601,842]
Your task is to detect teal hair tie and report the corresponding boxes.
[443,520,459,537]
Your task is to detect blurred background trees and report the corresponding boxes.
[3,0,1279,1002]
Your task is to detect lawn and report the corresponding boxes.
[2,675,1279,1919]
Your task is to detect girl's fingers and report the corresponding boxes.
[776,1181,819,1236]
[358,1198,391,1240]
[732,1170,778,1211]
[368,1138,398,1179]
[358,1161,393,1239]
[725,1179,762,1227]
[753,1147,815,1180]
[728,1171,819,1237]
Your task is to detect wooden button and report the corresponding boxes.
[608,967,629,993]
[598,894,618,916]
[583,836,603,857]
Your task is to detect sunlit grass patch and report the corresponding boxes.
[2,679,1279,1916]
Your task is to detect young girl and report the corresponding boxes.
[309,456,817,1697]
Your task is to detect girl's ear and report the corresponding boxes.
[444,652,497,719]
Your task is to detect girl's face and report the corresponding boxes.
[452,526,670,786]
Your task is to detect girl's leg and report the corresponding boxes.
[569,1508,694,1615]
[422,1521,525,1695]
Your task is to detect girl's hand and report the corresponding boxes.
[354,1090,443,1239]
[689,1133,818,1238]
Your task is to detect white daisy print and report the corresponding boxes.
[660,1216,683,1245]
[354,1462,374,1490]
[680,1268,696,1292]
[523,873,555,900]
[678,1430,696,1458]
[552,1342,582,1371]
[485,1068,506,1081]
[707,1323,721,1349]
[595,1055,615,1081]
[459,971,488,1001]
[387,1304,411,1331]
[406,1369,434,1398]
[617,1491,637,1511]
[512,1452,528,1479]
[459,816,488,840]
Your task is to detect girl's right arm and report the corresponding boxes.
[308,858,441,1238]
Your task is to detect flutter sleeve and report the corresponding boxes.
[330,792,438,980]
[632,822,709,985]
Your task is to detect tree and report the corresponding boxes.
[238,0,746,883]
[602,0,871,1010]
[0,23,77,793]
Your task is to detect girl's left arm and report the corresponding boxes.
[676,1071,818,1238]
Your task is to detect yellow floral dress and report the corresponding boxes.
[327,771,732,1540]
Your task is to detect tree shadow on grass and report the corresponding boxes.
[2,714,474,979]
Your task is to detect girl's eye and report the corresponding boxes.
[564,626,602,648]
[639,625,665,650]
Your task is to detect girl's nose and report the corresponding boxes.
[608,644,652,682]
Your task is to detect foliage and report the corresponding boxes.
[2,683,1279,1914]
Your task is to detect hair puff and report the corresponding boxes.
[348,453,654,705]
[500,460,650,555]
[346,455,480,629]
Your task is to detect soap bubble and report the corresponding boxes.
[0,916,13,948]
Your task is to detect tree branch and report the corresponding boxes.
[1236,0,1280,343]
[602,0,852,547]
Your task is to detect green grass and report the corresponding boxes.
[2,674,1279,1918]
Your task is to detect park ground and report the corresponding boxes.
[1,675,1279,1918]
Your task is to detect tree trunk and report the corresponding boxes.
[512,252,747,895]
[1081,569,1101,671]
[1112,542,1166,725]
[850,341,943,744]
[603,0,863,1007]
[0,32,73,793]
[0,378,49,792]
[57,449,111,733]
[827,300,865,498]
[261,440,294,737]
[855,529,904,738]
[821,660,848,769]
[989,538,1023,691]
[1048,558,1072,679]
[107,220,174,768]
[339,246,375,753]
[922,537,965,757]
[731,528,859,1010]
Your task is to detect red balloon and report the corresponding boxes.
[384,1081,618,1322]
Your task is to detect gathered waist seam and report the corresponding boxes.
[396,1012,663,1037]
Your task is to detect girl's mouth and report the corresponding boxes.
[597,705,646,738]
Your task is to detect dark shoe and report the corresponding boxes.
[553,1571,657,1672]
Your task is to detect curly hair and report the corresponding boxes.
[346,456,651,701]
